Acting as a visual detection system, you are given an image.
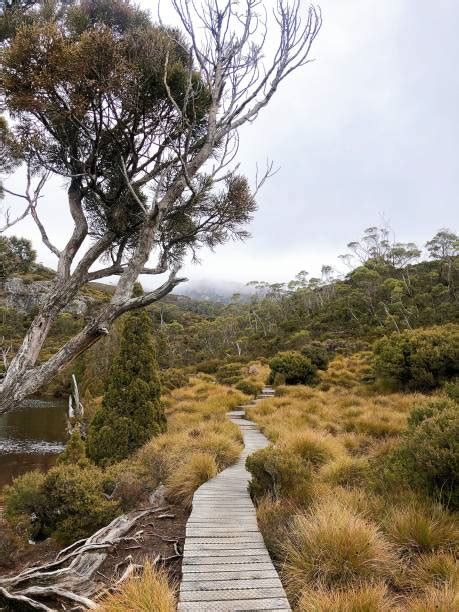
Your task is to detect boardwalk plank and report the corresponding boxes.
[178,389,291,611]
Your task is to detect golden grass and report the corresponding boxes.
[244,354,458,609]
[130,378,244,503]
[405,552,458,591]
[297,583,397,612]
[166,452,217,508]
[385,503,459,555]
[320,456,369,488]
[281,499,398,593]
[97,561,176,612]
[405,584,459,611]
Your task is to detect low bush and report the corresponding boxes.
[297,583,395,612]
[215,362,244,385]
[374,402,459,509]
[0,517,23,568]
[300,342,329,371]
[268,351,317,385]
[408,397,455,429]
[234,379,260,397]
[246,446,313,505]
[160,368,189,391]
[373,324,459,391]
[97,561,176,612]
[4,465,120,544]
[281,499,397,593]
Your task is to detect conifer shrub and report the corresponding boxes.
[246,446,313,505]
[87,308,165,465]
[4,470,46,539]
[373,325,459,391]
[268,351,318,385]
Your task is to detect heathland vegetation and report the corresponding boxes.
[0,1,457,610]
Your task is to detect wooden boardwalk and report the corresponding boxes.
[178,387,291,611]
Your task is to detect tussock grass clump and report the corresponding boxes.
[166,452,217,508]
[97,561,176,612]
[281,430,342,468]
[255,496,296,559]
[282,499,397,593]
[320,456,369,488]
[405,584,459,611]
[385,504,458,555]
[297,583,396,612]
[246,446,313,506]
[405,552,458,591]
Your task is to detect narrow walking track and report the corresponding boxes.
[178,387,291,611]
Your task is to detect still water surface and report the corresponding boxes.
[0,398,67,489]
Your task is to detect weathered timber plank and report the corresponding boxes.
[178,599,290,611]
[180,587,287,602]
[181,578,284,591]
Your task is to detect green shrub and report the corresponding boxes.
[4,470,46,538]
[373,325,459,391]
[216,362,244,385]
[301,342,329,370]
[374,402,459,509]
[246,446,312,505]
[160,368,189,391]
[0,518,22,568]
[58,430,89,466]
[196,359,222,374]
[235,379,260,397]
[408,398,455,429]
[268,351,317,385]
[444,378,459,403]
[4,465,120,544]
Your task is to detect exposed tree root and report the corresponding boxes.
[0,487,173,611]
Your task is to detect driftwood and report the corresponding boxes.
[0,486,170,611]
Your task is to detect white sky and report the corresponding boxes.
[2,0,458,289]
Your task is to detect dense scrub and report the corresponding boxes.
[246,354,459,610]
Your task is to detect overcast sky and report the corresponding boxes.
[2,0,458,288]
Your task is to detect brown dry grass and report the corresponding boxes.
[97,561,176,612]
[245,353,458,610]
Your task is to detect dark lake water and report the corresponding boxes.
[0,398,68,490]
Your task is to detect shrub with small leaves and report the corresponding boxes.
[268,351,317,385]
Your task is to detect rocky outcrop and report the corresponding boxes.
[1,277,93,316]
